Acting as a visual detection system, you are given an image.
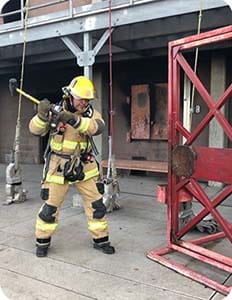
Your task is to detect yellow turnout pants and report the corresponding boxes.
[35,177,109,242]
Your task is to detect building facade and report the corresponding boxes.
[0,0,231,166]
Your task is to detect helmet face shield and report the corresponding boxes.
[63,76,95,100]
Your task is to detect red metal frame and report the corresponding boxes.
[147,25,232,296]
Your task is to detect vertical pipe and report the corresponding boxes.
[83,32,93,79]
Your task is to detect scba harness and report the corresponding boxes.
[63,157,85,182]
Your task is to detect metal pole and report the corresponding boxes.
[83,32,93,79]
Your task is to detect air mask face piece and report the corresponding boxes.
[65,97,76,113]
[63,158,85,182]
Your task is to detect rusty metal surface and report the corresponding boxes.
[150,83,168,140]
[171,145,196,178]
[131,84,150,139]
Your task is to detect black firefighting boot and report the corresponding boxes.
[36,246,49,257]
[36,237,51,257]
[93,241,115,254]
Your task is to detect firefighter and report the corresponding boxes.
[29,76,115,257]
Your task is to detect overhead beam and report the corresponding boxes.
[61,29,113,78]
[61,37,82,55]
[0,0,227,47]
[1,5,230,62]
[112,7,232,42]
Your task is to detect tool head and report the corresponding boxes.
[9,78,18,96]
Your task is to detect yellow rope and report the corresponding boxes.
[189,0,203,128]
[13,0,30,169]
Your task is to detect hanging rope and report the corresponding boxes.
[13,0,30,170]
[103,0,120,212]
[106,0,114,179]
[189,0,203,128]
[108,0,114,150]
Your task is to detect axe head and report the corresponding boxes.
[9,78,18,96]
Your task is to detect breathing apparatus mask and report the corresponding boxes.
[62,90,76,113]
[63,157,85,182]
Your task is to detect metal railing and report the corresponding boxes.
[0,0,157,32]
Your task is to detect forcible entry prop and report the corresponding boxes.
[147,26,232,296]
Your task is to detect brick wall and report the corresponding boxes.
[28,0,92,17]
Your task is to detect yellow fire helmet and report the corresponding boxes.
[63,76,95,100]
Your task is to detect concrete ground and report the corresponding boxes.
[0,164,231,300]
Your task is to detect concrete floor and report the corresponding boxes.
[0,164,231,300]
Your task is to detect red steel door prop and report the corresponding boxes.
[147,25,232,296]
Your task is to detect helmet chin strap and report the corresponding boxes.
[66,97,76,113]
[65,96,90,114]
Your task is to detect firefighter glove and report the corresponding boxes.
[38,99,51,121]
[58,111,81,128]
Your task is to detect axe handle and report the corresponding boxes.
[16,87,40,105]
